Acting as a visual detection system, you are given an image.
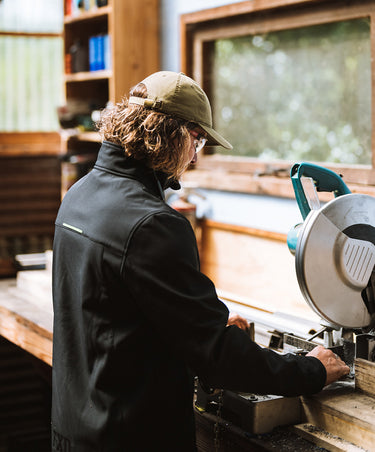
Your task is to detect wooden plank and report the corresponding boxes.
[64,5,111,24]
[0,225,56,237]
[0,133,61,156]
[199,219,312,318]
[301,385,375,451]
[0,280,53,366]
[191,2,375,40]
[292,423,367,452]
[0,187,61,200]
[181,0,323,26]
[182,168,375,199]
[0,212,57,227]
[0,173,60,186]
[0,200,59,212]
[355,358,375,397]
[110,0,159,103]
[193,155,375,187]
[203,219,287,242]
[64,70,111,83]
[0,156,60,257]
[182,168,297,198]
[0,304,52,366]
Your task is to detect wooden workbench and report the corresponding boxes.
[0,276,374,451]
[0,278,53,366]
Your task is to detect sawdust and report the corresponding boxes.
[297,424,368,452]
[248,426,328,451]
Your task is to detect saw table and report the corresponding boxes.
[196,296,375,452]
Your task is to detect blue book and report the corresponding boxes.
[96,34,104,70]
[89,35,97,71]
[103,34,111,70]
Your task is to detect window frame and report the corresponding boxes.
[180,0,375,198]
[0,26,62,155]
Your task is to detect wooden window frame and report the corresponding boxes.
[0,28,62,155]
[180,0,375,198]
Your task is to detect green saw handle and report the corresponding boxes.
[291,162,351,220]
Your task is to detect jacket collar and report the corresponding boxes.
[94,141,181,197]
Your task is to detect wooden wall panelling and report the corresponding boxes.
[0,156,61,275]
[0,133,61,157]
[199,219,314,318]
[355,358,375,396]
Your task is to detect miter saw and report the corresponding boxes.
[287,162,375,363]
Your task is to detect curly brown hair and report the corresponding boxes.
[97,83,193,179]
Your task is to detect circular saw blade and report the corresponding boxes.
[295,193,375,328]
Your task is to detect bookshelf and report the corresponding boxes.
[61,0,160,194]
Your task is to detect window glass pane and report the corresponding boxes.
[0,36,64,131]
[0,0,63,33]
[212,19,371,165]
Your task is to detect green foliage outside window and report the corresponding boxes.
[212,19,371,165]
[0,0,63,132]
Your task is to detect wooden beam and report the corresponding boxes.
[0,133,62,156]
[181,0,324,25]
[292,423,367,452]
[202,219,287,242]
[182,167,375,199]
[355,358,375,397]
[301,385,375,451]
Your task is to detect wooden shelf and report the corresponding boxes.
[61,0,160,165]
[0,132,62,157]
[64,5,111,25]
[70,131,101,142]
[65,69,112,83]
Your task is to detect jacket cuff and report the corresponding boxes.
[304,356,327,394]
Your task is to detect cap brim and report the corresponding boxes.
[199,124,233,150]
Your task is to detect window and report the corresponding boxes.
[181,1,375,196]
[213,20,371,165]
[0,0,63,132]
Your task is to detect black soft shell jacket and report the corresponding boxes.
[52,141,326,451]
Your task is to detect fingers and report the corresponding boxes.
[307,345,350,386]
[227,313,249,332]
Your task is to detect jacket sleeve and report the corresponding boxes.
[122,210,326,397]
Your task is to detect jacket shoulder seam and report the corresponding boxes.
[120,208,184,273]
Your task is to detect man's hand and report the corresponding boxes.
[307,345,350,386]
[227,313,249,333]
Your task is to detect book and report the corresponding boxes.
[89,34,110,71]
[103,34,111,70]
[65,0,72,16]
[89,35,97,71]
[96,34,104,70]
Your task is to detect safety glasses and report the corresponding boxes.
[189,130,207,153]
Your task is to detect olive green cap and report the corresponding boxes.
[128,71,232,149]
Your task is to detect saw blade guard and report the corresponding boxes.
[287,163,351,255]
[288,163,375,329]
[295,194,375,328]
[290,162,352,220]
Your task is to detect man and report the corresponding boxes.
[52,71,349,451]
